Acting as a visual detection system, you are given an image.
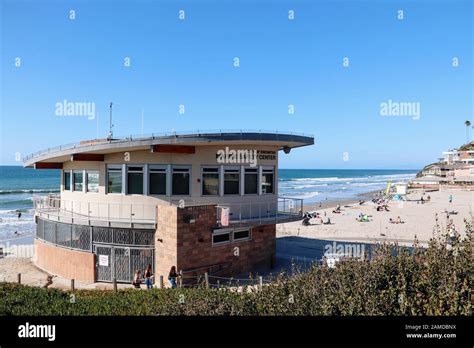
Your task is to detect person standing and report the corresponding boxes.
[449,194,453,203]
[168,266,178,289]
[144,264,153,290]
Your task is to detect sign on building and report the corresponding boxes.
[221,207,230,227]
[99,255,109,267]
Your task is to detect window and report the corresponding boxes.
[73,171,83,192]
[127,166,143,194]
[64,171,71,191]
[87,171,99,193]
[149,167,167,195]
[261,168,274,194]
[244,168,258,194]
[212,230,231,245]
[233,228,251,242]
[212,228,251,246]
[107,166,122,193]
[202,167,219,196]
[172,167,190,195]
[224,168,240,195]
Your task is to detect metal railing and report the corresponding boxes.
[216,196,303,226]
[33,196,157,228]
[23,129,314,162]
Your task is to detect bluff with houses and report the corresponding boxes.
[411,141,474,189]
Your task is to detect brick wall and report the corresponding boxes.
[34,239,96,283]
[155,205,179,278]
[176,205,276,277]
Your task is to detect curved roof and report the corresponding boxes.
[23,130,314,167]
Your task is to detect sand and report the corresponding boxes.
[278,189,473,247]
[1,188,472,289]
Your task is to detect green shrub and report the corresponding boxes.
[0,228,471,316]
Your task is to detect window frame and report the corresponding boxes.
[107,165,123,194]
[232,228,251,243]
[126,164,145,195]
[212,229,232,246]
[261,166,275,195]
[73,170,84,192]
[201,166,220,196]
[86,171,100,193]
[223,166,240,196]
[171,165,191,196]
[63,170,72,191]
[148,165,168,196]
[243,167,259,195]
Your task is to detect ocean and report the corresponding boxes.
[0,166,417,240]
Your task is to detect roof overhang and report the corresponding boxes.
[23,131,314,168]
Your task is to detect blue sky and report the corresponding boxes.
[1,0,472,169]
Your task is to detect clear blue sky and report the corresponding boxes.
[1,0,472,169]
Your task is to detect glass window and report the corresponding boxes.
[212,231,230,245]
[261,168,274,194]
[172,167,190,196]
[149,167,167,195]
[224,168,240,195]
[73,171,83,192]
[233,228,250,242]
[107,167,122,193]
[64,171,71,191]
[127,166,143,194]
[244,168,258,195]
[87,171,99,193]
[202,167,219,196]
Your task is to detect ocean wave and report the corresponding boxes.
[0,199,35,207]
[291,191,320,199]
[287,184,329,189]
[0,189,60,194]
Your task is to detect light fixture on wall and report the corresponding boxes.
[183,215,195,224]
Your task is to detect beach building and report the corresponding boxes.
[440,141,474,165]
[23,131,313,284]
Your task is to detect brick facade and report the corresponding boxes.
[154,204,276,280]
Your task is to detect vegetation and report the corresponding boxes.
[0,227,471,316]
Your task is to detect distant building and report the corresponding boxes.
[24,131,314,284]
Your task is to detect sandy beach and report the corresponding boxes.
[278,189,473,246]
[1,188,472,289]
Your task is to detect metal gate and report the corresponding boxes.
[95,245,113,282]
[94,245,154,283]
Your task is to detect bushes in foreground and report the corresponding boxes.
[0,229,471,316]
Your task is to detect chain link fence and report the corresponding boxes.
[36,218,155,252]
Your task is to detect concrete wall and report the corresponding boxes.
[60,145,278,207]
[34,239,96,283]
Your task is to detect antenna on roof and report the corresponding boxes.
[108,102,114,140]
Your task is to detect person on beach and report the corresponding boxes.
[168,266,178,288]
[144,264,153,289]
[132,270,141,289]
[449,194,453,203]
